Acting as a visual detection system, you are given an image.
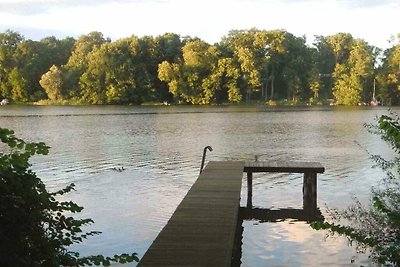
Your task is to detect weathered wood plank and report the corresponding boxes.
[138,161,244,267]
[244,161,325,173]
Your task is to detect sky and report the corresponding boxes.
[0,0,399,49]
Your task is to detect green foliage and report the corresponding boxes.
[40,65,64,101]
[8,67,28,102]
[158,39,221,104]
[378,114,400,153]
[203,57,242,103]
[328,34,375,105]
[0,29,399,105]
[311,113,400,265]
[377,37,400,105]
[0,128,139,266]
[332,63,362,105]
[0,30,75,102]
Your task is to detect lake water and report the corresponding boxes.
[1,105,397,266]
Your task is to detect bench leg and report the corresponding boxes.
[247,172,253,208]
[303,172,317,211]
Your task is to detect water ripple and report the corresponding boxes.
[1,105,396,266]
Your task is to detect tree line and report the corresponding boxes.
[0,29,399,105]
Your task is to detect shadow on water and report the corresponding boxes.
[231,207,324,267]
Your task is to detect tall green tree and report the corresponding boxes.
[279,33,314,102]
[158,39,219,104]
[63,32,108,97]
[313,36,336,100]
[327,33,353,65]
[39,65,63,101]
[133,35,163,103]
[220,29,269,101]
[202,57,242,103]
[158,60,181,101]
[154,33,183,102]
[332,63,363,105]
[260,30,287,100]
[0,30,24,100]
[40,36,75,68]
[79,43,112,104]
[80,36,152,104]
[13,40,48,101]
[8,67,28,102]
[377,35,400,105]
[324,33,374,105]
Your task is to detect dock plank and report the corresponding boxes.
[244,160,324,173]
[138,161,244,267]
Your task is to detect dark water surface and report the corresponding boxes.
[1,105,397,266]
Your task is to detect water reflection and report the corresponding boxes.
[240,207,324,223]
[240,220,374,267]
[234,207,325,267]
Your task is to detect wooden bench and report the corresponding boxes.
[244,161,325,210]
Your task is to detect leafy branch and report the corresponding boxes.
[0,128,138,266]
[311,114,400,266]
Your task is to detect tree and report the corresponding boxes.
[153,33,183,103]
[64,32,108,97]
[261,30,287,100]
[155,33,183,63]
[79,35,162,105]
[78,44,108,104]
[220,29,268,101]
[312,113,400,265]
[40,65,63,101]
[40,36,75,68]
[202,57,242,103]
[66,32,108,71]
[0,128,139,266]
[332,63,362,105]
[377,35,400,105]
[13,40,49,101]
[8,67,28,102]
[158,60,181,100]
[313,36,336,100]
[0,30,24,100]
[327,33,353,65]
[308,59,322,104]
[325,34,375,105]
[219,29,315,103]
[158,39,219,104]
[279,33,314,102]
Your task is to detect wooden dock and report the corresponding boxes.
[138,161,245,266]
[138,160,325,267]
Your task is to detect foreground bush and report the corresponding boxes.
[0,128,138,266]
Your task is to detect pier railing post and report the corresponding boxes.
[247,172,253,208]
[303,172,317,211]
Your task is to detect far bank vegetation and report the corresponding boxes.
[0,30,399,106]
